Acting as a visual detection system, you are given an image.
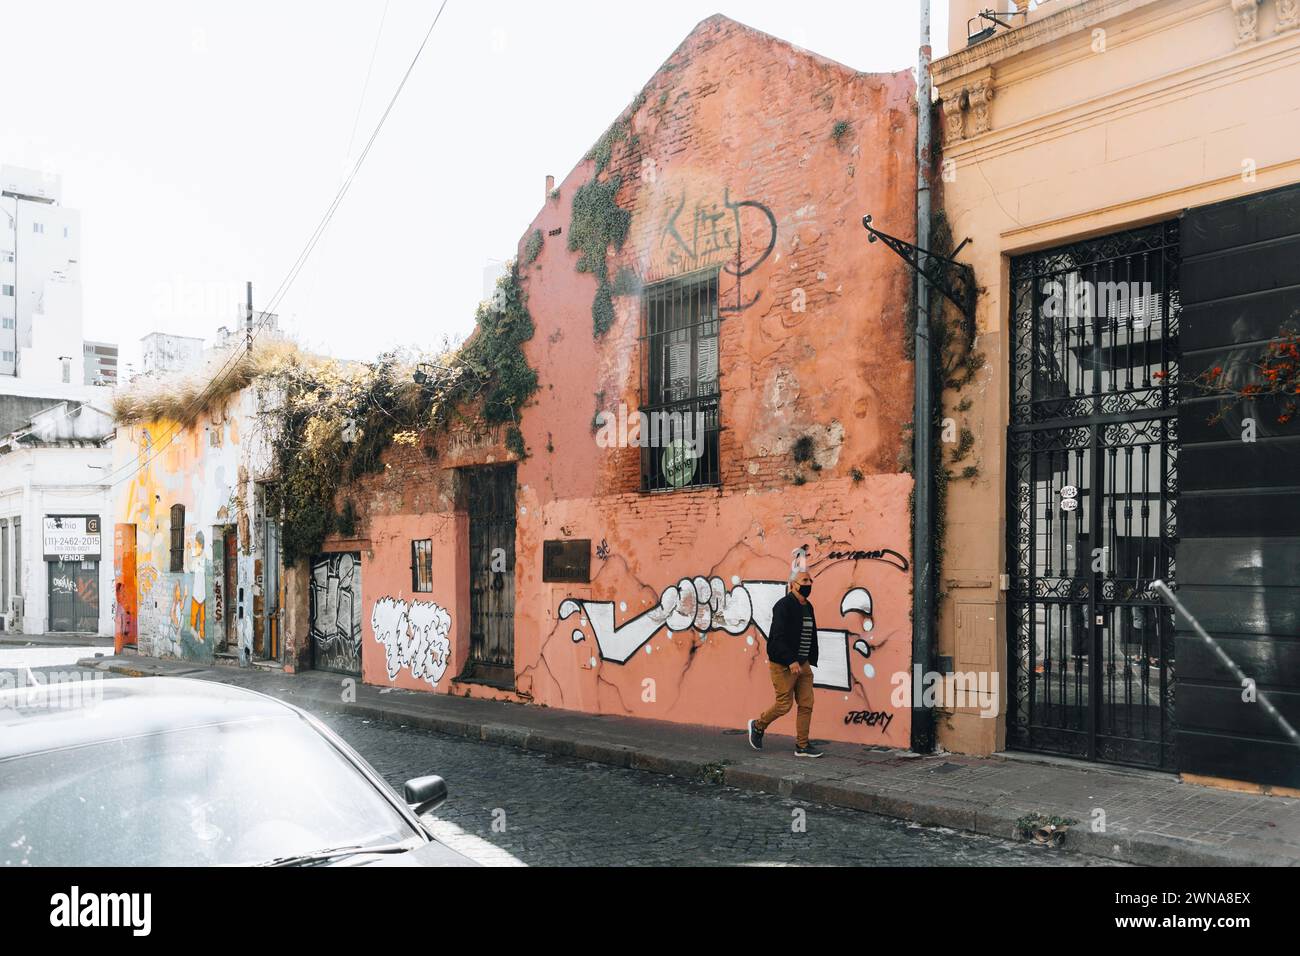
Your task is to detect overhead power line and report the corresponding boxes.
[107,0,451,491]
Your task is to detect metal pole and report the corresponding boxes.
[12,197,19,378]
[911,0,936,753]
[245,280,253,354]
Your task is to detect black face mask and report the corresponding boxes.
[798,584,813,598]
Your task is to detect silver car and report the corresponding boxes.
[0,676,476,867]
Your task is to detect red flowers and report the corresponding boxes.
[1194,325,1300,426]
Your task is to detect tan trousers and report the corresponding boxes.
[755,661,814,748]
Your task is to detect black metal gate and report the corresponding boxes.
[463,465,515,688]
[48,559,98,632]
[1007,221,1180,770]
[309,552,362,676]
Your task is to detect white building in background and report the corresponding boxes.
[137,308,281,383]
[0,166,119,634]
[0,165,115,386]
[83,340,119,386]
[0,377,115,635]
[216,305,279,351]
[140,331,205,378]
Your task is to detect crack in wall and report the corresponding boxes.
[518,608,569,706]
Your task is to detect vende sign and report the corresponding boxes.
[43,515,102,560]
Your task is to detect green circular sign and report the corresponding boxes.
[661,439,698,488]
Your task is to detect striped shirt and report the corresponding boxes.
[797,604,814,662]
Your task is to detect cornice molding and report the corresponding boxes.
[994,158,1300,249]
[942,25,1300,163]
[933,0,1167,86]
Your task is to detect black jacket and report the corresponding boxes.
[765,592,818,667]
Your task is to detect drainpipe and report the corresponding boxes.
[911,0,937,754]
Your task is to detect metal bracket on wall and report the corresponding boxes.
[862,215,976,326]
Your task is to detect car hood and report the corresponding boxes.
[342,839,482,867]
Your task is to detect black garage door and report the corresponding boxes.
[1178,182,1300,788]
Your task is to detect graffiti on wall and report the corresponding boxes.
[657,187,777,313]
[157,581,186,658]
[188,531,207,642]
[138,563,159,596]
[820,548,910,573]
[371,598,453,688]
[309,553,362,676]
[146,535,213,659]
[558,574,884,692]
[844,710,894,732]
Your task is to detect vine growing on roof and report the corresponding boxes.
[259,266,538,565]
[568,92,644,337]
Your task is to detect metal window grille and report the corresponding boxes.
[169,505,185,573]
[639,270,722,491]
[411,539,433,592]
[1007,220,1179,770]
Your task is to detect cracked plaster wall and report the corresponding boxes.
[326,16,920,747]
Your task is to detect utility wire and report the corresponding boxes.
[344,0,392,168]
[108,0,450,490]
[299,0,392,321]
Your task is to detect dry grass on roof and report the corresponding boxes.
[111,338,322,426]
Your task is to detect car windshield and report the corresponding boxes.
[0,714,420,866]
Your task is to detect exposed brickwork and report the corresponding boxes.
[318,15,919,748]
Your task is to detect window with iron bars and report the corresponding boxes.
[411,539,433,592]
[639,270,721,491]
[169,505,185,573]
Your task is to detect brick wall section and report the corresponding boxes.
[330,14,918,537]
[527,15,916,504]
[317,15,919,747]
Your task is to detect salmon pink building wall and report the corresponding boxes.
[329,15,919,748]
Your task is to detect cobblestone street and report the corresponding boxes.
[316,711,1118,867]
[0,653,1129,866]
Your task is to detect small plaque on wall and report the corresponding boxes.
[543,539,591,583]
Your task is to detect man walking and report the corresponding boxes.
[748,565,824,757]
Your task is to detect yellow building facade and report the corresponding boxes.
[934,0,1300,789]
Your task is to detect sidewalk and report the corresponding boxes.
[0,632,113,648]
[80,652,1300,867]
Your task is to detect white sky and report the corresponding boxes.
[0,0,950,373]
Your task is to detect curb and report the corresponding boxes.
[0,637,114,649]
[85,659,1291,867]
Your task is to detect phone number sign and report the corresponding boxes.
[43,515,102,560]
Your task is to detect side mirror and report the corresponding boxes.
[403,775,448,815]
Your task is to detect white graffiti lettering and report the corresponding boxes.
[558,577,871,691]
[372,597,452,688]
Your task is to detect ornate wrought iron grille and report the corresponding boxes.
[1007,221,1180,770]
